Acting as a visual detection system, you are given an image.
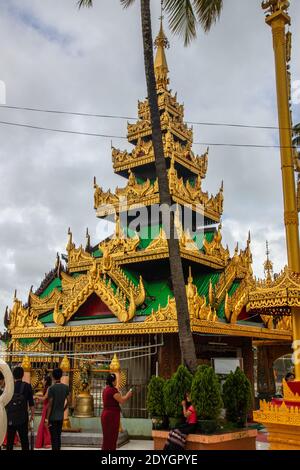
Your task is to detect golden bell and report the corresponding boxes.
[73,392,95,418]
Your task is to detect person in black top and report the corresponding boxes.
[6,366,35,451]
[46,368,70,451]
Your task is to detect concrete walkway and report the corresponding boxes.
[46,439,269,451]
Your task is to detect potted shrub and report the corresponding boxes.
[191,365,223,434]
[164,365,193,429]
[222,367,252,428]
[146,376,166,429]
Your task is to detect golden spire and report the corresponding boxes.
[264,241,273,283]
[154,10,170,88]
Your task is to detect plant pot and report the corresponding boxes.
[168,416,184,429]
[151,417,164,430]
[197,419,219,435]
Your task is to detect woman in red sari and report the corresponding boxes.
[35,376,52,449]
[101,373,132,451]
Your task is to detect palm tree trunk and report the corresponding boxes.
[140,0,197,372]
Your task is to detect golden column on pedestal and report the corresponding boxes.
[262,0,300,379]
[60,355,72,431]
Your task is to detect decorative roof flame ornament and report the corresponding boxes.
[66,227,75,253]
[264,241,274,284]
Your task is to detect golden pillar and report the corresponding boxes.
[21,356,31,384]
[263,2,300,379]
[60,355,72,431]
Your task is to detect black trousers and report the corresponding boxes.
[49,420,63,451]
[178,423,197,435]
[6,421,29,451]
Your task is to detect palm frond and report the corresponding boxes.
[120,0,136,8]
[78,0,93,9]
[192,0,223,33]
[164,0,197,46]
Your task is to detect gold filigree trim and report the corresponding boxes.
[254,400,300,427]
[248,266,300,312]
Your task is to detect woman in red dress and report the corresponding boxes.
[101,373,132,451]
[35,376,52,449]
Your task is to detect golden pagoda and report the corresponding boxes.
[2,23,293,425]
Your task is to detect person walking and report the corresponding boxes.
[46,368,70,451]
[101,373,132,451]
[6,366,35,451]
[35,375,52,449]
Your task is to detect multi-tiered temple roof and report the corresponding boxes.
[4,24,292,343]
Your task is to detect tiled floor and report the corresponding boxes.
[59,439,268,451]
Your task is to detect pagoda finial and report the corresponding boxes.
[86,227,91,252]
[154,5,169,88]
[264,240,274,282]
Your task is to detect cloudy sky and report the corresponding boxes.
[0,0,300,329]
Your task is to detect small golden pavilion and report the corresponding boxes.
[2,24,296,419]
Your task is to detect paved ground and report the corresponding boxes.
[46,439,269,451]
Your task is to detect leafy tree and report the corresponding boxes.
[163,365,193,417]
[222,368,252,425]
[191,365,223,420]
[146,376,166,417]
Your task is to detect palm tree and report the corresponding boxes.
[78,0,223,372]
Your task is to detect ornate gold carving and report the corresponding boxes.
[9,317,292,340]
[187,269,218,322]
[95,172,159,216]
[224,276,254,324]
[261,314,274,329]
[262,0,290,15]
[202,224,230,264]
[108,264,145,307]
[29,288,61,316]
[145,297,177,323]
[254,399,300,427]
[127,110,193,144]
[145,227,168,252]
[112,131,208,177]
[53,261,137,326]
[214,236,253,309]
[7,296,44,332]
[283,379,300,402]
[10,338,53,354]
[99,216,140,258]
[248,266,300,312]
